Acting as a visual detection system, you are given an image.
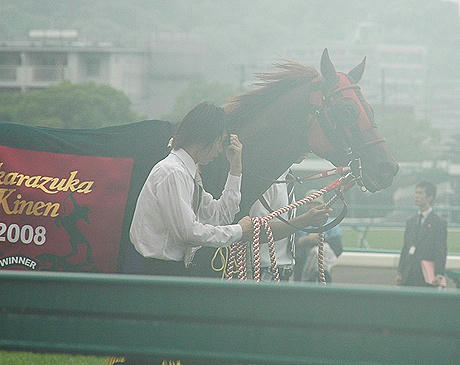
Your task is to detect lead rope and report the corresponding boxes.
[227,188,328,283]
[226,172,356,284]
[219,167,351,280]
[317,233,327,284]
[317,192,345,285]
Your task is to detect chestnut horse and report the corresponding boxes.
[201,48,399,219]
[194,48,399,277]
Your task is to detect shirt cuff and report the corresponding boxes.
[225,173,242,191]
[230,223,243,243]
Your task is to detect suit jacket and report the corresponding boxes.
[398,210,447,286]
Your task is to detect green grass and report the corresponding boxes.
[0,351,107,365]
[343,227,460,254]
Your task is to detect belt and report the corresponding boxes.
[261,265,294,279]
[277,265,294,278]
[144,257,188,277]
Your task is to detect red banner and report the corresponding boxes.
[0,145,133,273]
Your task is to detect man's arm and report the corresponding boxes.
[199,134,243,225]
[296,233,321,252]
[258,205,331,242]
[156,171,242,247]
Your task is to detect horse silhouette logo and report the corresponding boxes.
[36,192,98,272]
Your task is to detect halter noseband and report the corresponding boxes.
[306,76,385,178]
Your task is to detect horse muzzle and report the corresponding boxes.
[362,160,399,193]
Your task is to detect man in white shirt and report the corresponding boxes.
[129,102,253,276]
[249,171,331,281]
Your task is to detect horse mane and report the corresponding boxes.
[223,60,319,127]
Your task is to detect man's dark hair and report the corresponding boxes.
[417,180,437,200]
[172,102,226,150]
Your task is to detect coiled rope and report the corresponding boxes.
[227,188,329,283]
[214,168,355,284]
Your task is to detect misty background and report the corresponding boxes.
[1,1,458,124]
[0,0,459,221]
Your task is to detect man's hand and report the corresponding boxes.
[432,274,445,287]
[262,205,331,242]
[238,216,253,242]
[304,204,332,227]
[226,134,243,176]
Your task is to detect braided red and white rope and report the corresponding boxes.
[227,188,331,282]
[317,233,327,284]
[251,217,262,281]
[237,241,247,280]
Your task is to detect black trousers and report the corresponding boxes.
[142,257,188,277]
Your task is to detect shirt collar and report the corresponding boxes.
[171,148,197,178]
[419,207,432,220]
[278,169,290,180]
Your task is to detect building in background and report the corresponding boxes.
[0,30,206,118]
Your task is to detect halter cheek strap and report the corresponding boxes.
[306,87,344,157]
[306,77,383,160]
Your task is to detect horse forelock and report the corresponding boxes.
[223,61,319,123]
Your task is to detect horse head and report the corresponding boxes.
[306,48,399,192]
[205,49,399,216]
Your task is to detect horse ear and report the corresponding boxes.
[347,57,366,83]
[320,48,338,83]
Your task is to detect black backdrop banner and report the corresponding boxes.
[0,120,173,273]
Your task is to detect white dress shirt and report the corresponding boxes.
[130,148,242,261]
[249,170,295,267]
[419,207,432,226]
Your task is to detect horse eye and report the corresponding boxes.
[330,98,360,125]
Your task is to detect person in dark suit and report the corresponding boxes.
[397,180,448,287]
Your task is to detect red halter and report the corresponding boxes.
[306,73,384,160]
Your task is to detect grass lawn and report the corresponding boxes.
[343,227,460,254]
[0,351,107,364]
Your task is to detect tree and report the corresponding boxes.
[162,79,242,123]
[0,81,140,129]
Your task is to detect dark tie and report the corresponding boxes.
[184,172,203,268]
[192,171,203,214]
[286,170,296,257]
[416,213,423,235]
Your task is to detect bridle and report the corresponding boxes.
[241,74,384,234]
[274,74,387,229]
[306,73,385,189]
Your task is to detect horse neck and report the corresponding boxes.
[227,85,314,217]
